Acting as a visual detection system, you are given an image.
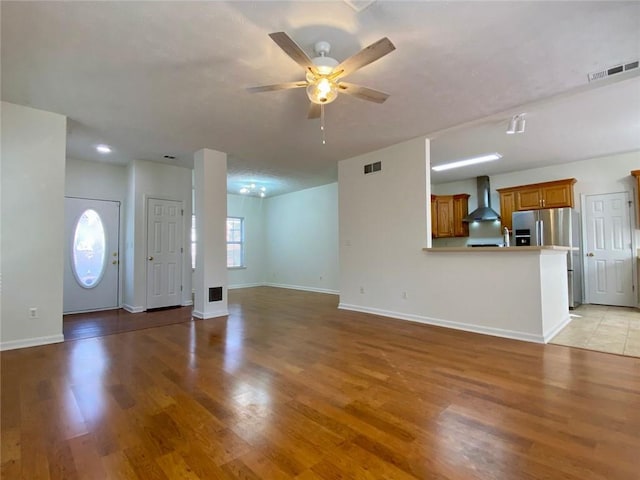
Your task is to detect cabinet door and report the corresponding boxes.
[453,195,470,237]
[430,196,437,237]
[542,183,573,208]
[434,197,454,238]
[516,187,542,210]
[499,192,515,231]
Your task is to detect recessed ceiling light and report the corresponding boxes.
[96,144,112,154]
[432,153,502,172]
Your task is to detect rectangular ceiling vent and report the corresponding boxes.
[588,60,639,82]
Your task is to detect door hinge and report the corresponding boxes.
[180,285,183,292]
[181,209,184,216]
[181,247,183,253]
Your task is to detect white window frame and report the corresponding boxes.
[227,216,245,269]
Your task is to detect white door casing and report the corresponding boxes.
[147,198,183,309]
[584,192,635,307]
[64,197,120,313]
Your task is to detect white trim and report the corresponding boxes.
[264,282,339,295]
[123,304,145,313]
[337,303,545,344]
[193,309,229,319]
[543,315,572,343]
[181,300,193,307]
[228,282,263,290]
[1,334,65,351]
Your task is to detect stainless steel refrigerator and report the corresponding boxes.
[512,208,582,308]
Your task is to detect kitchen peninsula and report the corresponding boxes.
[422,245,571,343]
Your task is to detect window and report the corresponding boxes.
[72,209,107,288]
[191,216,245,269]
[227,217,244,268]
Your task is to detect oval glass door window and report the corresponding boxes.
[72,209,107,288]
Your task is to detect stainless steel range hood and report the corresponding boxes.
[463,176,501,222]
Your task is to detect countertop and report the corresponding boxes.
[423,246,574,253]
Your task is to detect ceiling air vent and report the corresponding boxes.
[588,60,639,82]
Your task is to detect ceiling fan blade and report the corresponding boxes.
[269,32,317,74]
[338,82,389,104]
[308,102,321,119]
[247,81,307,93]
[333,37,396,79]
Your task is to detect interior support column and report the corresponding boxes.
[193,148,228,319]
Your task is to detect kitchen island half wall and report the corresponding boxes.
[340,246,571,344]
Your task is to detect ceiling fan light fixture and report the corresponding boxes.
[307,77,339,104]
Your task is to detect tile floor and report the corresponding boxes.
[551,304,640,358]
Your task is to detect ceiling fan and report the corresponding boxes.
[247,32,396,120]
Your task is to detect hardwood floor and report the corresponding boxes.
[2,287,639,479]
[63,306,194,341]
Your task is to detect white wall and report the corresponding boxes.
[264,183,339,294]
[338,136,570,342]
[339,137,429,305]
[65,158,127,307]
[1,102,67,350]
[125,159,192,311]
[227,194,265,289]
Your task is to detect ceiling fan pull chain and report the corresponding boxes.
[321,104,326,144]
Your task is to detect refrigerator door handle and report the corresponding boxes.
[537,220,544,246]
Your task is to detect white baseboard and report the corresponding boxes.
[192,309,229,319]
[228,283,263,290]
[181,300,193,307]
[1,334,65,351]
[264,282,339,295]
[123,304,145,313]
[543,314,572,343]
[338,303,545,344]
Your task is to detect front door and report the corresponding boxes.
[584,192,635,307]
[64,197,120,313]
[147,198,183,309]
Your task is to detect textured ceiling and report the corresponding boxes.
[2,1,639,195]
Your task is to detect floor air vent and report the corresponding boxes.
[588,60,639,82]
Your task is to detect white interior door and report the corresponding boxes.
[584,192,635,307]
[64,197,120,313]
[147,198,183,309]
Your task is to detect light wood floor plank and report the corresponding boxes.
[2,287,640,479]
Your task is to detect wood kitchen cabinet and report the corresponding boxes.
[632,170,640,222]
[497,178,577,231]
[431,194,470,238]
[499,191,516,232]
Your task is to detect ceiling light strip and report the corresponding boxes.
[432,153,502,172]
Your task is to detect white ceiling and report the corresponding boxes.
[2,1,639,195]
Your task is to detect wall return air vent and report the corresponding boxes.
[588,60,639,82]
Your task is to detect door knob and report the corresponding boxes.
[587,252,594,257]
[148,256,154,261]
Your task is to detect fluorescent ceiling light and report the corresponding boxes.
[96,144,112,154]
[432,153,502,172]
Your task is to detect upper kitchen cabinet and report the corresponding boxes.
[431,194,470,238]
[632,170,640,221]
[497,178,576,231]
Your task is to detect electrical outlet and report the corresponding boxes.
[28,307,39,319]
[360,286,365,294]
[319,275,323,280]
[402,291,408,300]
